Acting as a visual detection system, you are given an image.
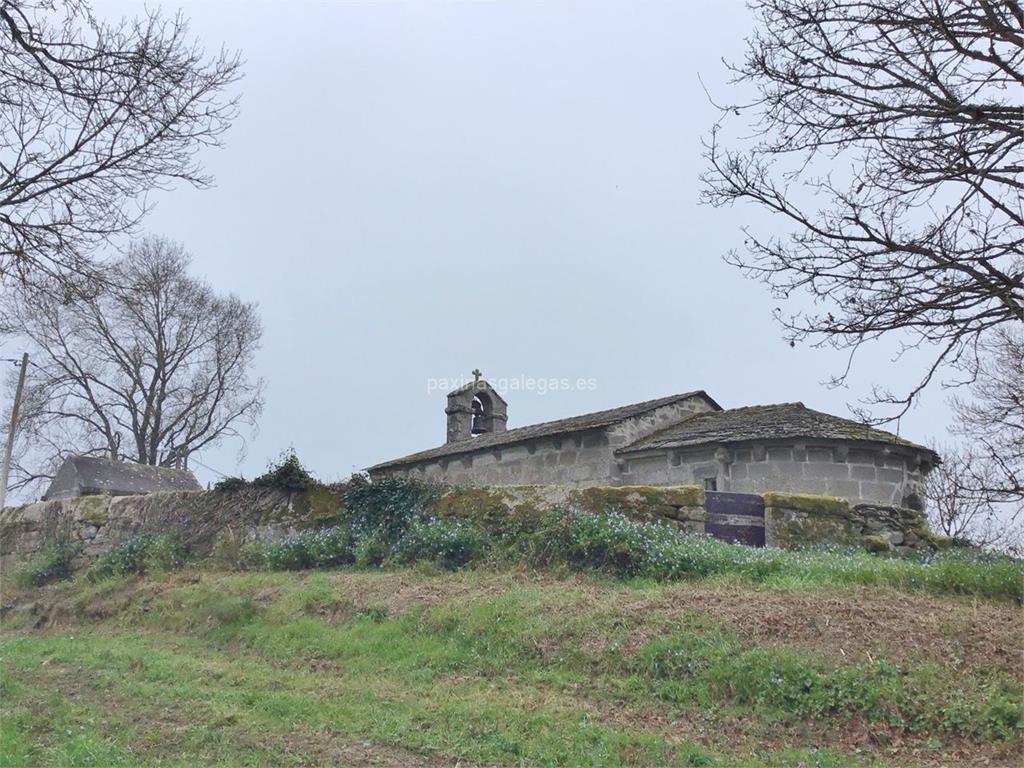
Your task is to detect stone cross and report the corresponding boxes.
[472,368,482,383]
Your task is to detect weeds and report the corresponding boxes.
[262,527,356,570]
[395,517,487,570]
[236,506,1022,602]
[532,508,1024,601]
[635,628,1021,740]
[16,534,77,587]
[85,533,187,581]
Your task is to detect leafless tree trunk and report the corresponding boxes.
[2,236,264,497]
[0,0,241,289]
[701,0,1023,419]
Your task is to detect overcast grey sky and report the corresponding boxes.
[91,0,951,486]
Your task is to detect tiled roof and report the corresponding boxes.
[43,456,202,500]
[368,390,719,470]
[618,402,934,455]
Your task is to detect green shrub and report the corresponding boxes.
[86,533,187,581]
[212,476,248,493]
[343,477,442,543]
[211,451,319,494]
[354,530,390,568]
[253,450,316,492]
[146,532,188,572]
[254,516,487,573]
[262,536,312,570]
[531,507,666,577]
[304,526,356,567]
[396,518,487,570]
[17,534,77,587]
[261,526,356,571]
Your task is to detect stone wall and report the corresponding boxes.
[620,440,928,508]
[1,482,942,576]
[428,484,708,536]
[763,492,944,554]
[0,485,343,574]
[423,484,937,553]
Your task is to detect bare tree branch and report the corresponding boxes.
[701,0,1023,422]
[0,0,242,289]
[925,442,1023,554]
[949,324,1024,502]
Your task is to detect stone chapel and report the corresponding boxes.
[368,377,937,509]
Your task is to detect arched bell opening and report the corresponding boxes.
[471,391,494,436]
[445,375,508,444]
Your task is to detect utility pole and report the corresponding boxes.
[0,353,29,509]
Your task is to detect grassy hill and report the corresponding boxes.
[2,565,1021,767]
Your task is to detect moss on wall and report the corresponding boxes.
[430,486,553,541]
[763,491,936,553]
[573,485,703,512]
[762,491,850,516]
[569,486,705,529]
[426,484,707,535]
[863,535,892,553]
[920,530,953,550]
[74,495,111,526]
[766,508,863,549]
[291,485,344,527]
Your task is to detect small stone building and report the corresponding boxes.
[42,456,201,501]
[368,379,938,508]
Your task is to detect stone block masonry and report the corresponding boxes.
[621,441,928,509]
[762,492,945,554]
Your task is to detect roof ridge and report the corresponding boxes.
[500,389,713,432]
[721,401,806,411]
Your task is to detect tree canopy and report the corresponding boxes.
[3,236,264,495]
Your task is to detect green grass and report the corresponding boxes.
[235,508,1024,602]
[2,568,1020,766]
[527,508,1024,602]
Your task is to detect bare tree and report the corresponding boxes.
[3,236,264,496]
[950,325,1023,502]
[701,0,1023,418]
[0,0,241,288]
[925,443,1023,553]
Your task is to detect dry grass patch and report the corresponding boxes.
[603,583,1023,677]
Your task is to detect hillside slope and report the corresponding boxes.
[1,569,1020,767]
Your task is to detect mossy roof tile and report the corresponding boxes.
[618,402,934,456]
